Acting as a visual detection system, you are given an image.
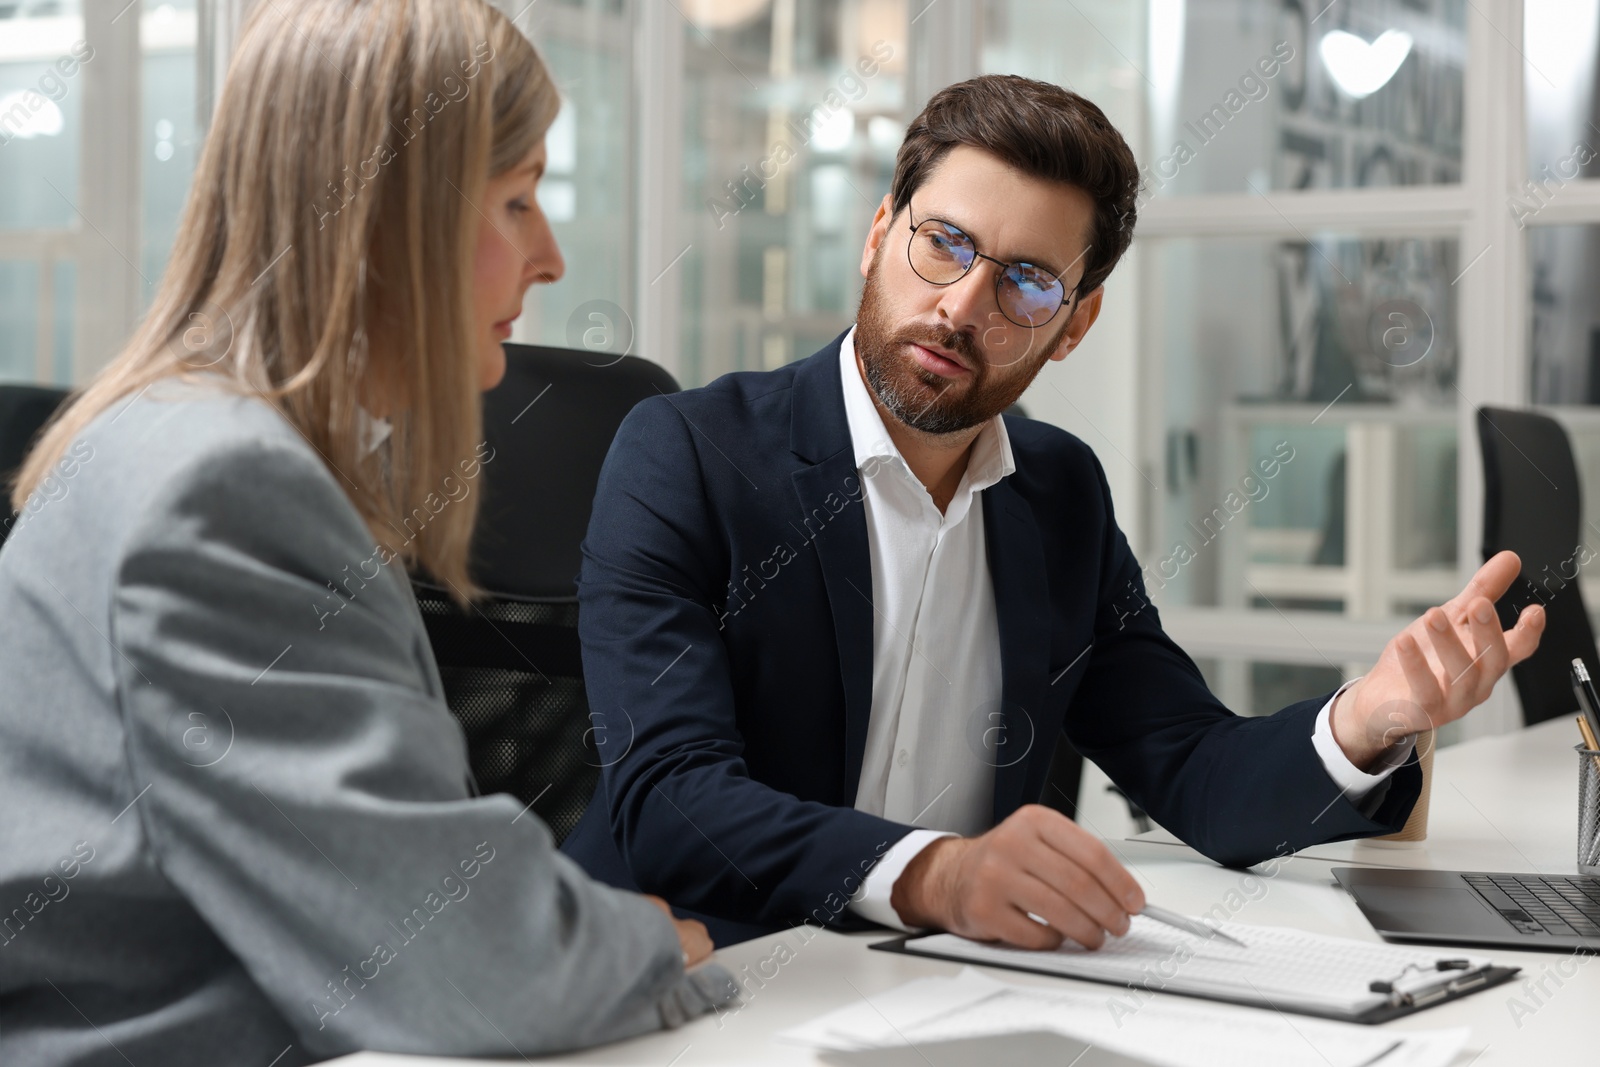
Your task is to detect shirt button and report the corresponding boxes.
[897,749,909,767]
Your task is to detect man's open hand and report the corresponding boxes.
[1331,550,1545,768]
[889,804,1144,950]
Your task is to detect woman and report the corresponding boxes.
[0,1,729,1063]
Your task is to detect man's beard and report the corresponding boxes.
[853,247,1066,435]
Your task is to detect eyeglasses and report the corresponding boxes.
[906,202,1078,329]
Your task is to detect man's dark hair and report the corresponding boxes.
[890,74,1139,297]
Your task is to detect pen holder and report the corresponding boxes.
[1579,745,1600,876]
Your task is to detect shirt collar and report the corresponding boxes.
[837,325,1016,492]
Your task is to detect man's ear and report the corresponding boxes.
[1048,284,1104,362]
[860,194,895,277]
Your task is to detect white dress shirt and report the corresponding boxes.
[833,328,1412,930]
[843,329,1014,843]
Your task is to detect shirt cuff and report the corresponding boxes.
[849,828,957,931]
[1311,676,1415,808]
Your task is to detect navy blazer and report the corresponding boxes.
[562,332,1420,945]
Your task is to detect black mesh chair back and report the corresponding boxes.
[1477,406,1599,725]
[0,384,72,552]
[415,345,678,842]
[410,588,597,840]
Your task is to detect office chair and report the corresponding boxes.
[1477,406,1600,726]
[0,384,72,552]
[414,344,678,844]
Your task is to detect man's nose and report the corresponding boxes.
[933,258,1001,333]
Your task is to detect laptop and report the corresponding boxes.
[1335,867,1600,952]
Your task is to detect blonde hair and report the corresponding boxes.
[11,0,559,602]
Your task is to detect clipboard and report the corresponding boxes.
[869,925,1520,1025]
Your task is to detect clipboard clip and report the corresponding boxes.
[1368,959,1487,1007]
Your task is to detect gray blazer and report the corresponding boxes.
[0,379,735,1067]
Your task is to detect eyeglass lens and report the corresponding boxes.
[908,219,1066,328]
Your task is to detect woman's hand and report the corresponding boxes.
[643,894,714,968]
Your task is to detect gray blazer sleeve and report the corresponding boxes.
[108,435,733,1059]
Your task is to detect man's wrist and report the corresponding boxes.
[851,830,956,931]
[889,835,963,930]
[1329,681,1372,768]
[1330,679,1401,771]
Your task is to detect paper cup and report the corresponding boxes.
[1373,729,1434,843]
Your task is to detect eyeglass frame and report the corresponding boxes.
[904,200,1084,329]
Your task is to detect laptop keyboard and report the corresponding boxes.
[1463,873,1600,937]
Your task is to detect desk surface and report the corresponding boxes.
[327,718,1597,1066]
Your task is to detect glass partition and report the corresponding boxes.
[1145,0,1464,197]
[142,0,198,299]
[1147,234,1459,621]
[675,0,910,385]
[518,5,634,352]
[0,0,84,383]
[1523,0,1600,187]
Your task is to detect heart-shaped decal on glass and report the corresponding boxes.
[1319,29,1413,99]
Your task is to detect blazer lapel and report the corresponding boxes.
[983,478,1053,820]
[789,336,876,804]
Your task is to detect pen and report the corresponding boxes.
[1141,903,1248,949]
[1569,659,1600,742]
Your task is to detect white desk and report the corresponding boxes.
[327,718,1596,1066]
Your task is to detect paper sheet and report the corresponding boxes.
[776,967,1471,1067]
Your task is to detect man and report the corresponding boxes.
[561,75,1545,948]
